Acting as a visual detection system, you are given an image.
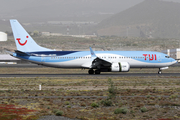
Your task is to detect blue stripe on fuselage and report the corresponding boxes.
[28,51,79,56]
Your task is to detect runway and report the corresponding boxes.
[0,64,179,77]
[0,73,180,77]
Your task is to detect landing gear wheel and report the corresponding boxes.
[158,71,162,74]
[88,69,94,74]
[95,70,101,74]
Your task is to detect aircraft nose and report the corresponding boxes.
[172,58,177,64]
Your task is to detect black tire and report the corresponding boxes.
[158,71,162,74]
[95,70,101,74]
[88,69,94,74]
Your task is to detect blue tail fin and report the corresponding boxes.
[10,19,52,52]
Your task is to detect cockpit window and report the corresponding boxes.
[165,56,170,58]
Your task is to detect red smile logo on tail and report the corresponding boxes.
[16,36,28,46]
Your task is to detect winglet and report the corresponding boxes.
[90,47,97,60]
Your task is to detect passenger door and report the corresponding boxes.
[158,55,161,62]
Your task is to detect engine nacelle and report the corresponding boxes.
[111,62,130,72]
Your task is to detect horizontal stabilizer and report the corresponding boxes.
[89,47,111,69]
[4,49,14,56]
[14,50,30,56]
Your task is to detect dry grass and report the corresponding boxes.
[0,67,180,119]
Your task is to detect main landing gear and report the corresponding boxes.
[88,69,101,74]
[88,69,94,74]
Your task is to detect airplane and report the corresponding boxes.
[8,19,177,74]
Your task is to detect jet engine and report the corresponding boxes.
[111,62,130,72]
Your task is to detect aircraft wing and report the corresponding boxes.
[82,47,111,69]
[91,57,111,69]
[90,47,111,69]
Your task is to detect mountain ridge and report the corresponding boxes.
[97,0,180,38]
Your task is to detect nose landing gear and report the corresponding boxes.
[158,70,162,74]
[158,68,162,74]
[158,67,169,74]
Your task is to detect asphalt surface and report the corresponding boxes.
[0,64,179,77]
[0,73,180,77]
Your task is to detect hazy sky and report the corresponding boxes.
[0,0,180,36]
[0,0,179,15]
[0,0,144,22]
[0,0,179,22]
[0,0,144,14]
[0,0,179,20]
